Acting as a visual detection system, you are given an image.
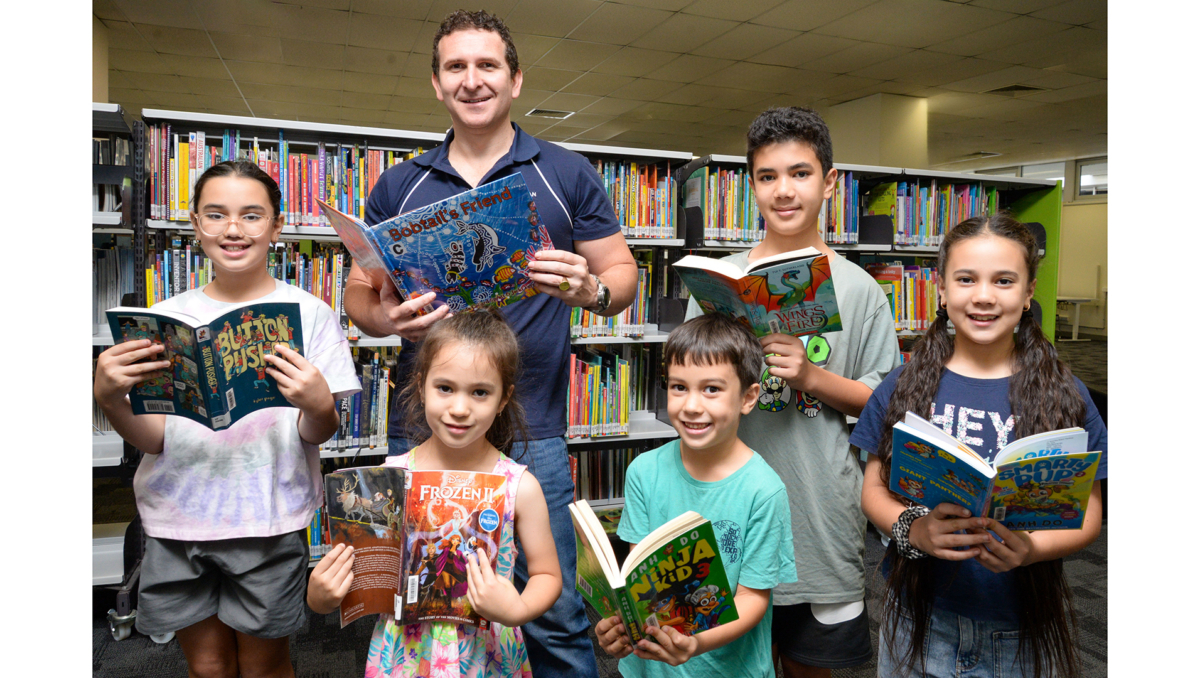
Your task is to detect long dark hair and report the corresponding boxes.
[877,213,1086,678]
[399,308,530,456]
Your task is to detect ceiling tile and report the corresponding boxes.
[189,0,278,28]
[1027,50,1105,79]
[388,95,442,115]
[289,101,346,123]
[659,84,774,109]
[536,40,622,71]
[382,110,437,129]
[816,0,1014,49]
[178,76,242,98]
[523,67,586,92]
[1030,0,1105,25]
[848,49,962,80]
[94,0,127,21]
[567,3,672,46]
[111,0,203,29]
[109,49,172,74]
[681,0,789,23]
[244,99,301,119]
[703,109,761,129]
[804,74,887,100]
[342,72,398,95]
[605,0,693,9]
[802,43,912,74]
[279,39,346,70]
[925,91,1004,114]
[607,78,686,101]
[262,83,344,106]
[978,26,1104,65]
[746,32,858,67]
[692,23,800,61]
[965,0,1068,7]
[106,71,137,91]
[99,20,153,51]
[939,64,1046,93]
[511,33,563,67]
[696,62,833,93]
[395,76,435,98]
[504,0,603,38]
[210,32,284,63]
[892,57,1010,87]
[135,24,220,58]
[157,54,229,80]
[560,72,636,97]
[513,88,556,108]
[268,3,351,43]
[575,97,645,116]
[345,46,411,76]
[592,47,681,77]
[566,121,633,142]
[411,21,441,56]
[545,113,608,131]
[622,102,723,123]
[1085,17,1106,31]
[348,12,423,51]
[925,16,1071,58]
[1021,70,1097,90]
[1020,80,1106,104]
[353,0,437,19]
[403,56,437,79]
[428,0,521,19]
[534,92,601,113]
[644,55,738,84]
[121,72,191,94]
[749,0,878,32]
[342,91,393,111]
[225,60,288,86]
[630,13,740,54]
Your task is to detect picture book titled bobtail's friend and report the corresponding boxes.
[673,247,841,337]
[106,302,304,431]
[570,502,738,644]
[323,467,407,628]
[890,412,1101,531]
[399,469,508,628]
[317,173,555,315]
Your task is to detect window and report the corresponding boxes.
[1020,161,1066,185]
[1077,158,1107,196]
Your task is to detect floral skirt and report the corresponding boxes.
[364,615,533,678]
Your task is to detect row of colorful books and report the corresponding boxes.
[322,348,393,453]
[306,505,332,561]
[593,159,678,239]
[146,123,424,225]
[567,345,650,438]
[864,181,999,247]
[570,263,652,339]
[573,446,646,504]
[819,170,862,244]
[866,261,939,331]
[695,164,764,242]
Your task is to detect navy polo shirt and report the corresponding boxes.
[365,123,622,440]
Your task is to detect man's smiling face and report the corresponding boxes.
[432,28,522,134]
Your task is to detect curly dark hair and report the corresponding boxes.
[431,9,519,76]
[746,106,833,178]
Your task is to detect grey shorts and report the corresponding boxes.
[135,529,309,638]
[772,602,873,669]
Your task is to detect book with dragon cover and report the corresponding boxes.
[672,247,841,337]
[323,467,407,628]
[317,173,555,315]
[398,469,509,628]
[106,302,304,431]
[890,412,1101,531]
[570,502,738,645]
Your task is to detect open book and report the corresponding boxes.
[106,302,304,431]
[890,412,1101,531]
[323,467,407,628]
[317,173,555,314]
[672,247,841,337]
[569,502,738,644]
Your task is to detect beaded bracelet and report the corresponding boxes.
[891,505,932,559]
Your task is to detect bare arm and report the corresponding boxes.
[342,262,449,341]
[527,232,638,316]
[93,340,168,454]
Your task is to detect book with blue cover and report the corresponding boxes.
[106,302,304,431]
[318,173,555,314]
[889,412,1100,531]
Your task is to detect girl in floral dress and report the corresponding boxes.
[308,310,562,677]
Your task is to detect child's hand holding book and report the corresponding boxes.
[633,624,701,667]
[307,543,355,615]
[465,548,528,627]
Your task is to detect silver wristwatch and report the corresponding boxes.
[585,274,610,313]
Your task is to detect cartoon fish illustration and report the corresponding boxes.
[453,219,507,272]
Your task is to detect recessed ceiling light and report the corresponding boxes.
[526,108,575,119]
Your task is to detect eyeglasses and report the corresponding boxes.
[193,212,274,237]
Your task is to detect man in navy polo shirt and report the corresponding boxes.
[343,10,636,678]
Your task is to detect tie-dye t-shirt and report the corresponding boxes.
[133,280,361,540]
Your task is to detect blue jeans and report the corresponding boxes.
[878,606,1035,678]
[389,435,598,678]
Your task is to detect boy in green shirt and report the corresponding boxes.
[595,314,797,678]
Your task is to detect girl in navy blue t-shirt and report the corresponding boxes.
[855,214,1106,678]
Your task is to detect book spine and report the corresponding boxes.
[197,327,228,426]
[618,588,643,644]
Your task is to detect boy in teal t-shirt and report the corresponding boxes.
[595,314,797,678]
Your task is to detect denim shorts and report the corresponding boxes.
[877,605,1036,678]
